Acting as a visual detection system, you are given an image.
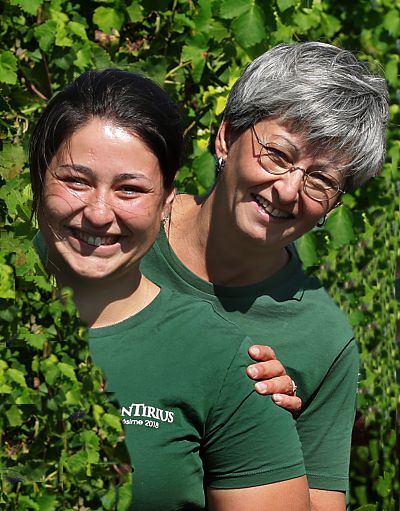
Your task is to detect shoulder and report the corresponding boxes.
[160,287,249,346]
[32,230,48,265]
[287,244,353,336]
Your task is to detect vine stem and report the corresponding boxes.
[165,61,191,79]
[30,83,48,101]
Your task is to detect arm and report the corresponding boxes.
[309,489,345,511]
[296,339,359,494]
[247,344,302,412]
[208,477,310,511]
[204,337,307,510]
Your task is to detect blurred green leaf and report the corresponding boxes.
[0,264,15,299]
[127,2,144,23]
[277,0,297,12]
[10,0,41,15]
[192,151,215,189]
[325,206,355,248]
[0,143,25,179]
[34,20,57,52]
[0,51,18,85]
[93,7,124,34]
[232,4,267,48]
[181,35,209,82]
[6,405,23,427]
[296,232,319,269]
[55,22,74,47]
[383,9,400,36]
[219,0,250,19]
[385,55,398,86]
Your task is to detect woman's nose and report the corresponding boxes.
[273,168,304,203]
[83,193,115,226]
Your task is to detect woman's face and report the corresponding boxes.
[40,118,173,282]
[215,118,345,250]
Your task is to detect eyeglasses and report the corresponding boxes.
[251,125,345,202]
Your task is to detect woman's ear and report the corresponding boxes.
[215,120,230,159]
[162,187,176,220]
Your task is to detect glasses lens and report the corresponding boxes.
[259,146,292,175]
[304,171,340,201]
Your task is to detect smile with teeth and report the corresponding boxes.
[253,194,293,219]
[71,229,120,247]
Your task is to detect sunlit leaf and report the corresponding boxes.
[325,206,355,248]
[0,51,18,85]
[231,4,267,48]
[127,2,144,23]
[277,0,298,12]
[68,21,88,41]
[293,8,320,31]
[181,35,209,82]
[385,55,398,86]
[383,9,400,36]
[34,20,57,52]
[58,362,78,382]
[7,368,28,387]
[6,405,23,427]
[55,22,74,47]
[192,151,215,189]
[0,264,15,299]
[219,0,250,19]
[75,44,93,70]
[0,143,25,179]
[93,7,124,34]
[296,232,319,268]
[10,0,41,15]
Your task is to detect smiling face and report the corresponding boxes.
[40,118,174,283]
[214,118,345,251]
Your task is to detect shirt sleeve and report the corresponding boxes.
[32,230,48,265]
[202,336,306,489]
[296,338,359,491]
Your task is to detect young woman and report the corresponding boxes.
[140,42,389,510]
[31,69,310,510]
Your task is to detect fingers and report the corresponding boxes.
[248,344,276,362]
[246,359,286,380]
[252,374,294,395]
[272,393,302,413]
[251,375,302,412]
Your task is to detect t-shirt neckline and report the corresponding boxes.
[155,227,304,299]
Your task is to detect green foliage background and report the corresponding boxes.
[0,0,399,509]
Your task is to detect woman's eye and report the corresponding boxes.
[118,186,143,196]
[264,147,291,166]
[62,176,88,188]
[307,173,337,189]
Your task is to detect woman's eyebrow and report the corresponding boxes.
[59,163,93,175]
[114,172,152,183]
[266,134,299,154]
[58,166,152,183]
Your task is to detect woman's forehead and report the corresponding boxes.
[255,117,346,166]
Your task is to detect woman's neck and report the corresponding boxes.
[167,191,289,287]
[53,268,160,328]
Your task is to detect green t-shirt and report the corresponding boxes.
[89,287,305,510]
[33,228,357,492]
[140,228,359,492]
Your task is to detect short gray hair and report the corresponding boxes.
[224,42,389,191]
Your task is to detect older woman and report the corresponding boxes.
[31,69,310,510]
[140,42,389,510]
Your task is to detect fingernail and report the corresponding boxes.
[255,382,268,394]
[249,346,260,357]
[248,367,258,378]
[272,393,284,403]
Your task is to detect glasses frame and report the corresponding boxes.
[251,125,345,203]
